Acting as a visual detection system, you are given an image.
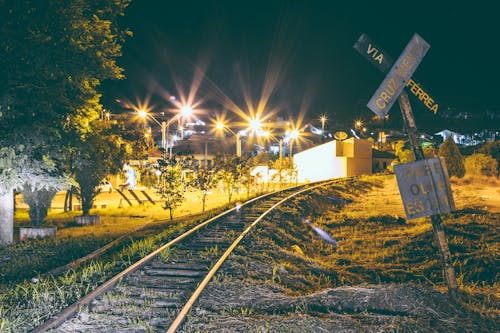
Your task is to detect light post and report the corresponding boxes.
[139,105,193,160]
[138,109,168,159]
[288,129,300,157]
[319,114,327,142]
[261,131,283,161]
[216,122,241,157]
[167,105,193,159]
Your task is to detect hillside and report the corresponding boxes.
[181,175,499,332]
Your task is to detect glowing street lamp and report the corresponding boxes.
[216,121,241,157]
[249,118,262,132]
[354,119,363,129]
[319,114,327,142]
[287,129,300,157]
[165,104,194,159]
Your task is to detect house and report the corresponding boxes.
[435,129,466,145]
[293,138,372,182]
[372,149,396,172]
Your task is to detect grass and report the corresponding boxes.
[235,175,498,320]
[1,175,498,331]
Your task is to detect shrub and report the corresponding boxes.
[476,141,500,174]
[21,187,58,227]
[464,153,498,177]
[439,136,465,178]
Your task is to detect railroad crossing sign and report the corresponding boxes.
[367,33,430,118]
[394,158,455,220]
[355,33,458,296]
[354,33,440,114]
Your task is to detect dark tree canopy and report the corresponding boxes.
[0,0,131,147]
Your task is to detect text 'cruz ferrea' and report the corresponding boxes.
[367,33,430,118]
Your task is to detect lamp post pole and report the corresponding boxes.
[320,115,327,143]
[161,121,167,160]
[216,122,241,157]
[279,139,283,161]
[236,133,241,157]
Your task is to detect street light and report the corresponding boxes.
[138,105,194,160]
[287,129,300,157]
[319,114,327,142]
[138,109,167,159]
[261,130,283,161]
[216,121,241,157]
[167,105,193,158]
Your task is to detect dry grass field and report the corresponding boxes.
[1,174,498,332]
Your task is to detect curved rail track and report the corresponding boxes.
[32,179,346,332]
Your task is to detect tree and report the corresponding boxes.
[393,141,415,165]
[158,163,184,221]
[21,187,57,227]
[237,157,256,199]
[71,121,132,216]
[464,153,498,177]
[216,156,241,203]
[0,146,67,244]
[0,0,131,244]
[423,145,437,159]
[192,164,219,212]
[439,136,465,178]
[270,157,296,187]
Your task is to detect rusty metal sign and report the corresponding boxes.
[354,33,439,114]
[367,33,430,118]
[394,157,456,220]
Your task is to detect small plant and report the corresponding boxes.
[159,247,172,262]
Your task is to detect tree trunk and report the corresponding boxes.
[64,187,73,212]
[0,189,14,246]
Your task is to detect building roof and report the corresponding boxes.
[372,149,396,159]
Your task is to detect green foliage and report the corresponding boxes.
[21,186,57,227]
[439,136,465,178]
[0,0,132,226]
[236,157,256,198]
[0,0,131,139]
[0,146,68,194]
[192,164,219,212]
[393,141,414,165]
[270,157,297,185]
[215,156,242,203]
[464,153,498,177]
[158,164,184,220]
[476,141,500,174]
[72,122,130,215]
[423,145,437,158]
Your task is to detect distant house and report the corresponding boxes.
[435,129,466,145]
[293,138,372,182]
[372,149,396,172]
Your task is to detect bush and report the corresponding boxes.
[21,186,57,227]
[476,141,500,174]
[464,153,498,177]
[439,136,465,178]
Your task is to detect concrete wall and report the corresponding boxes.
[294,138,372,182]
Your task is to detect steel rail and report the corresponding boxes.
[166,179,337,332]
[31,183,318,332]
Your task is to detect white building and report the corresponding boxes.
[293,138,372,182]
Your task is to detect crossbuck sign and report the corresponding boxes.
[367,33,430,118]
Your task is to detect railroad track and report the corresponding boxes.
[32,179,344,332]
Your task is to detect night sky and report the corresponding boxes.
[103,0,499,131]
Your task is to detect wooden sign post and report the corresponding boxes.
[356,33,458,296]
